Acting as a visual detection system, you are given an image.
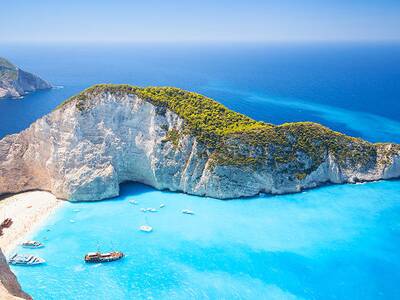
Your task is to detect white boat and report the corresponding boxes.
[140,208,158,213]
[139,225,153,232]
[129,200,138,205]
[21,240,44,249]
[8,254,45,265]
[160,204,165,208]
[182,209,195,215]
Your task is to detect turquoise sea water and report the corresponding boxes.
[2,43,400,299]
[11,181,400,299]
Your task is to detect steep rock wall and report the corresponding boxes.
[0,57,51,99]
[0,89,399,201]
[0,249,31,300]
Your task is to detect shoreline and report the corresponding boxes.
[0,191,64,256]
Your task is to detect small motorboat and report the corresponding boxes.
[84,251,124,263]
[22,240,44,249]
[8,254,45,266]
[139,225,153,232]
[182,209,195,215]
[129,200,138,205]
[140,208,158,213]
[1,218,13,228]
[160,204,165,208]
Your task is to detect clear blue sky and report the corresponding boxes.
[1,0,400,42]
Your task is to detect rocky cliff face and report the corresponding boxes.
[0,57,51,99]
[0,85,399,201]
[0,249,32,300]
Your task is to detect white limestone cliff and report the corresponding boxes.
[0,87,399,201]
[0,57,51,99]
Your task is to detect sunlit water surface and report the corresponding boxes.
[2,43,400,299]
[11,181,400,300]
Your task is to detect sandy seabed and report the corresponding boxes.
[0,191,64,255]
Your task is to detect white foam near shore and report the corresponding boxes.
[0,191,64,256]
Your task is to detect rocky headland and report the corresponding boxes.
[0,249,31,300]
[0,57,51,99]
[0,84,399,201]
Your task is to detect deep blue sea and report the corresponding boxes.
[2,42,400,299]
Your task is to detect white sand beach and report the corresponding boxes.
[0,285,23,300]
[0,191,64,255]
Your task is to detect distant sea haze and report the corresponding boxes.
[0,42,399,144]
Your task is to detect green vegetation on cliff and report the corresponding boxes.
[57,84,268,141]
[0,58,16,69]
[56,84,396,174]
[0,57,17,81]
[162,129,181,149]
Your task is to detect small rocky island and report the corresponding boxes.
[0,57,51,99]
[0,84,399,201]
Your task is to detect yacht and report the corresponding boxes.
[140,208,158,213]
[21,240,44,249]
[129,199,138,205]
[8,254,45,265]
[139,225,153,232]
[182,209,195,215]
[84,251,124,263]
[160,204,165,208]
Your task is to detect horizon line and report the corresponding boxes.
[1,38,400,45]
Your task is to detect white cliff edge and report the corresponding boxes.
[0,86,399,201]
[0,57,52,99]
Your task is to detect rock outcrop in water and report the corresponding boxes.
[0,57,51,99]
[0,84,399,201]
[0,248,32,300]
